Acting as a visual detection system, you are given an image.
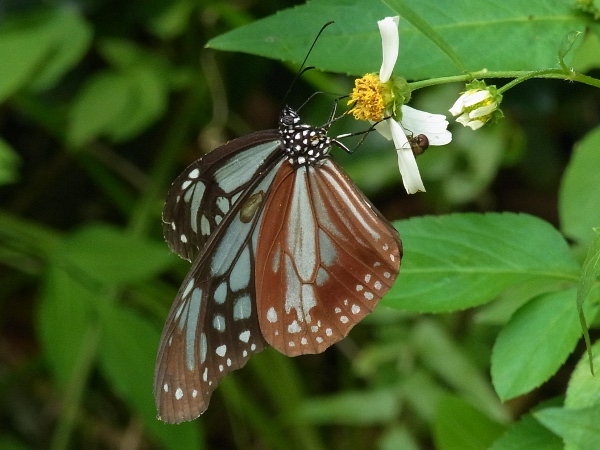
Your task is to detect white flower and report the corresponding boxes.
[374,16,452,194]
[449,82,503,130]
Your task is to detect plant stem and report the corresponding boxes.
[408,69,600,92]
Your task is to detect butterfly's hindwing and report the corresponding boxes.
[162,131,281,261]
[155,149,285,423]
[255,159,402,356]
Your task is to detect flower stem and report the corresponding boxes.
[408,69,600,92]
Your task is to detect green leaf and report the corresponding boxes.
[297,388,399,425]
[109,66,168,142]
[491,289,597,401]
[96,302,202,450]
[27,9,92,91]
[534,405,600,450]
[565,339,600,409]
[60,223,174,286]
[207,0,588,80]
[0,137,20,185]
[379,426,420,450]
[558,30,581,72]
[145,0,197,39]
[382,0,466,73]
[433,395,506,450]
[489,400,563,450]
[412,320,507,423]
[37,265,95,387]
[576,231,600,372]
[385,213,579,312]
[0,9,91,100]
[559,125,600,248]
[572,31,600,73]
[0,11,55,102]
[67,71,132,147]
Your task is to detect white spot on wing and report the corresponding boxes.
[230,247,251,292]
[200,332,207,363]
[200,215,210,236]
[286,167,317,282]
[188,168,199,179]
[216,196,229,214]
[267,307,278,323]
[233,295,251,321]
[213,314,226,332]
[239,330,250,342]
[214,282,227,304]
[216,345,227,357]
[288,320,301,333]
[175,388,183,400]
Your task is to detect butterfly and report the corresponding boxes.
[154,105,403,423]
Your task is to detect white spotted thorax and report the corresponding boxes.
[279,106,331,167]
[155,103,402,424]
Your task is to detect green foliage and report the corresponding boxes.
[433,395,506,450]
[208,0,587,79]
[1,0,600,449]
[560,126,600,248]
[387,213,579,311]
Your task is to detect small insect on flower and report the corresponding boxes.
[408,134,429,156]
[348,16,451,194]
[449,80,503,130]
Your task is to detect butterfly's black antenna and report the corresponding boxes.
[282,21,335,106]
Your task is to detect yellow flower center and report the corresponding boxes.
[347,74,385,121]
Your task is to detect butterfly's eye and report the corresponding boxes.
[239,191,265,223]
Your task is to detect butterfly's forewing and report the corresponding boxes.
[162,131,280,261]
[255,159,402,356]
[155,135,286,423]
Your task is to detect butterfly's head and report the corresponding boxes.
[279,106,301,128]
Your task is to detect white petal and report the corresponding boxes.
[397,148,426,193]
[469,102,497,119]
[378,16,399,83]
[374,119,393,141]
[467,119,486,130]
[462,90,491,107]
[427,129,453,146]
[388,119,425,194]
[456,112,471,126]
[400,105,452,145]
[448,95,467,116]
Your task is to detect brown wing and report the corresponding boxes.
[254,159,402,356]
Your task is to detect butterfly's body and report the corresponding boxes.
[155,107,402,423]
